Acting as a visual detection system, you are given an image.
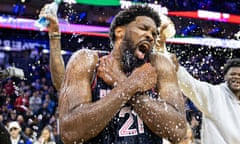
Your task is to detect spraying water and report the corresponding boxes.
[35,0,62,31]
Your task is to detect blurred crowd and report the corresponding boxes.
[0,51,62,143]
[0,76,61,143]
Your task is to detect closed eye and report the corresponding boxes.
[139,25,148,30]
[152,31,157,38]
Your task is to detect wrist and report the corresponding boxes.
[127,76,139,93]
[113,74,127,87]
[49,32,61,40]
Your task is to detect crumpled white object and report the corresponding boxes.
[159,14,176,39]
[7,66,24,79]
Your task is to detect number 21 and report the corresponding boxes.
[118,107,144,137]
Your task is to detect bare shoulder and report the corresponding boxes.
[60,49,99,105]
[66,49,99,74]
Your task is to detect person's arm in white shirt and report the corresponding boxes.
[177,66,214,115]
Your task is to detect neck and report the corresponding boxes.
[11,135,20,140]
[230,89,240,100]
[111,49,120,60]
[110,44,125,72]
[236,91,240,100]
[111,42,122,61]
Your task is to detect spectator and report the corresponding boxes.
[42,94,55,115]
[37,102,52,130]
[0,89,8,106]
[4,79,15,97]
[0,104,9,124]
[17,114,27,132]
[176,58,240,143]
[0,121,11,144]
[31,79,41,91]
[5,96,14,110]
[24,127,34,142]
[8,121,32,144]
[18,81,30,92]
[34,125,56,144]
[8,109,17,121]
[14,89,30,115]
[29,90,42,115]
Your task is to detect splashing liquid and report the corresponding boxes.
[35,0,62,31]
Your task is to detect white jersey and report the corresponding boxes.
[177,66,240,144]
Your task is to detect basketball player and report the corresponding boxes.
[39,4,187,144]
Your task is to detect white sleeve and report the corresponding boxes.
[177,66,214,115]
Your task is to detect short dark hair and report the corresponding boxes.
[223,58,240,75]
[109,5,161,46]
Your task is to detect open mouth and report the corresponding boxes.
[136,42,151,59]
[139,44,148,54]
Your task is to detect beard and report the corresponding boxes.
[120,39,150,74]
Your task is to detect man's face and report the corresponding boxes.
[120,16,157,73]
[10,127,20,139]
[224,67,240,93]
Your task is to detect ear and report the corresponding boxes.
[224,75,227,81]
[115,26,125,40]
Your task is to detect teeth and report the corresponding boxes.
[143,43,149,50]
[140,44,149,52]
[143,43,148,47]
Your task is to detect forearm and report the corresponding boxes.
[177,66,211,97]
[177,66,197,96]
[131,94,187,143]
[177,66,213,113]
[49,36,65,91]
